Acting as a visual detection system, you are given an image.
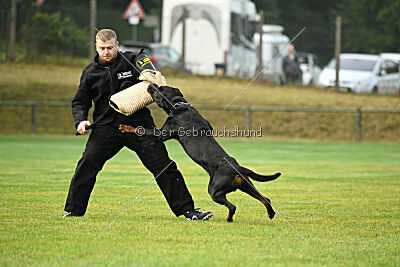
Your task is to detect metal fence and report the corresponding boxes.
[1,100,400,141]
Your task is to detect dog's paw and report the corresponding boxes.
[268,210,275,220]
[226,210,235,222]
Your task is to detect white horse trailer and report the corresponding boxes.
[254,25,289,84]
[161,0,259,77]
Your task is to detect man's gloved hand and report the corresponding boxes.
[139,70,167,87]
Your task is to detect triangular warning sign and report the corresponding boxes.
[123,0,146,19]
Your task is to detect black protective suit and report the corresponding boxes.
[64,52,194,216]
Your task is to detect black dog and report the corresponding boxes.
[120,86,281,222]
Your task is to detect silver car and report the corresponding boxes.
[119,41,183,70]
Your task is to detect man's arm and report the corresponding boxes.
[72,66,92,134]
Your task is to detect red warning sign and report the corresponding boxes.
[123,0,146,19]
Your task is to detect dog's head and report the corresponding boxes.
[147,85,187,113]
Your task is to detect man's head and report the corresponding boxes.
[95,29,119,63]
[288,44,295,55]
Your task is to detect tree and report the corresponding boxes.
[340,0,400,54]
[252,0,281,24]
[276,0,342,65]
[22,12,88,59]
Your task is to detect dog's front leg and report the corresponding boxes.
[158,117,178,142]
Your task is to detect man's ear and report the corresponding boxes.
[115,41,119,50]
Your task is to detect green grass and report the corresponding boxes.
[0,136,399,265]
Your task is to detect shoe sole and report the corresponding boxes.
[62,213,84,218]
[186,213,213,221]
[202,213,213,220]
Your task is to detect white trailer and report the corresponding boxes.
[254,24,289,84]
[161,0,259,77]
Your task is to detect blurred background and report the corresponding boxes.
[1,0,400,65]
[0,0,399,141]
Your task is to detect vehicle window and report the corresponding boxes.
[167,47,181,62]
[379,61,387,73]
[272,44,280,58]
[153,47,168,57]
[243,15,254,42]
[385,60,399,74]
[230,13,240,45]
[327,58,377,71]
[296,55,308,64]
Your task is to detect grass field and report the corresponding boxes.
[0,136,399,265]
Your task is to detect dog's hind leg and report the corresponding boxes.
[237,175,275,220]
[209,190,236,222]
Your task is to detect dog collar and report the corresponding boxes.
[172,102,192,109]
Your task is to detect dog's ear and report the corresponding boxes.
[171,87,184,98]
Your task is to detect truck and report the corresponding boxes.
[161,0,259,77]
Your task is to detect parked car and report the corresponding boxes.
[295,52,321,86]
[119,41,183,70]
[317,53,400,94]
[380,53,400,63]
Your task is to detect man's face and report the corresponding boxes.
[96,38,119,63]
[288,44,294,55]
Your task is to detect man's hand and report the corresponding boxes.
[139,70,167,87]
[77,120,91,135]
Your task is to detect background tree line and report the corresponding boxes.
[0,0,399,65]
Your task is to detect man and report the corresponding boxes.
[63,29,212,221]
[282,44,302,84]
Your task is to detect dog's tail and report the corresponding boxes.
[239,166,281,182]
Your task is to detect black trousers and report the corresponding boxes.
[64,123,194,216]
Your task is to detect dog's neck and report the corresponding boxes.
[166,101,192,115]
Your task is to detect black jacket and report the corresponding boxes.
[72,51,153,129]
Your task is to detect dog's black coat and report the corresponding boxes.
[120,86,281,221]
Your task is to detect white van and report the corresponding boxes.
[318,53,400,94]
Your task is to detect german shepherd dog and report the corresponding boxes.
[120,86,281,222]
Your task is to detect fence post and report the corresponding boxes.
[181,6,186,71]
[356,108,362,142]
[245,107,252,131]
[334,15,342,91]
[31,102,38,134]
[257,10,264,73]
[89,0,97,60]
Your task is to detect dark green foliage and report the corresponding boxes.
[252,0,281,24]
[21,12,88,59]
[339,0,400,54]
